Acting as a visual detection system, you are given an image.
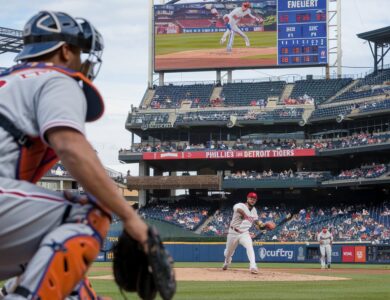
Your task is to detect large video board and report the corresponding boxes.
[154,0,327,72]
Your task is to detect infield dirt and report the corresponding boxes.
[155,47,277,70]
[90,267,349,282]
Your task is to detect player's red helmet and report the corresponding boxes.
[242,2,252,9]
[247,192,257,200]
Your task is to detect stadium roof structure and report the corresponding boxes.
[357,26,390,44]
[0,26,23,55]
[357,26,390,74]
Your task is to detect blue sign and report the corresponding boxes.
[257,245,296,262]
[277,0,327,66]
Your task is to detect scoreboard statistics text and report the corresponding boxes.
[278,0,327,66]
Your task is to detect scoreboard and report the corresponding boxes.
[277,0,327,66]
[154,0,329,71]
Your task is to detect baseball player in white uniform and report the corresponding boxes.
[318,226,333,269]
[222,192,261,274]
[220,2,262,52]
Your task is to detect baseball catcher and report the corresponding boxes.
[0,10,168,300]
[113,226,176,300]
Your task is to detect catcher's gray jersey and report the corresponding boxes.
[0,67,87,179]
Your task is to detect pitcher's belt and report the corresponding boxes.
[230,226,244,234]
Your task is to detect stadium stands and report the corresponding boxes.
[309,103,355,120]
[177,19,212,29]
[133,201,390,244]
[220,81,286,106]
[334,163,388,180]
[139,204,211,231]
[289,78,353,105]
[150,84,214,109]
[127,112,171,128]
[124,130,390,154]
[333,69,390,102]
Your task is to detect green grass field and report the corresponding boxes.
[155,32,277,56]
[89,262,390,300]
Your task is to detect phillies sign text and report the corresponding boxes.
[143,149,316,160]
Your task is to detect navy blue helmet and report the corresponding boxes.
[16,11,104,80]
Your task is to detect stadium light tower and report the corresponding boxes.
[0,26,23,55]
[0,27,23,72]
[327,0,342,78]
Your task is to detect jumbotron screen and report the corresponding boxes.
[154,0,327,72]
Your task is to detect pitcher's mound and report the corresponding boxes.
[90,268,349,282]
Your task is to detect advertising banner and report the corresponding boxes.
[256,245,296,262]
[143,149,316,160]
[354,246,367,263]
[342,246,355,262]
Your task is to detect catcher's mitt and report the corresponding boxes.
[112,226,176,300]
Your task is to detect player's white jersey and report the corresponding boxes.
[317,231,333,245]
[227,7,252,22]
[229,203,258,233]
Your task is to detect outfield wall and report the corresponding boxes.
[98,242,390,264]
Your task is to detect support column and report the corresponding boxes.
[170,172,177,197]
[216,70,221,86]
[159,72,165,86]
[296,161,303,172]
[138,161,149,207]
[227,70,232,83]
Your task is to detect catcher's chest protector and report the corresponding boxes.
[0,62,103,183]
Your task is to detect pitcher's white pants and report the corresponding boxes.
[224,231,256,269]
[221,21,250,51]
[320,244,332,267]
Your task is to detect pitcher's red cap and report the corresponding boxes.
[247,192,257,200]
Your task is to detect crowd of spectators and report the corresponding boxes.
[282,94,315,105]
[336,163,387,180]
[122,131,390,154]
[202,203,390,244]
[225,169,327,180]
[136,200,390,244]
[139,204,209,231]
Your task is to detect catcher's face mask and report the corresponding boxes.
[77,18,104,81]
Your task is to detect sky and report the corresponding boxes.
[1,0,390,175]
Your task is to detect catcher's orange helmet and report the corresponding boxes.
[242,2,251,9]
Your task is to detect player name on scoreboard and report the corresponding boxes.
[287,0,320,9]
[142,149,316,160]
